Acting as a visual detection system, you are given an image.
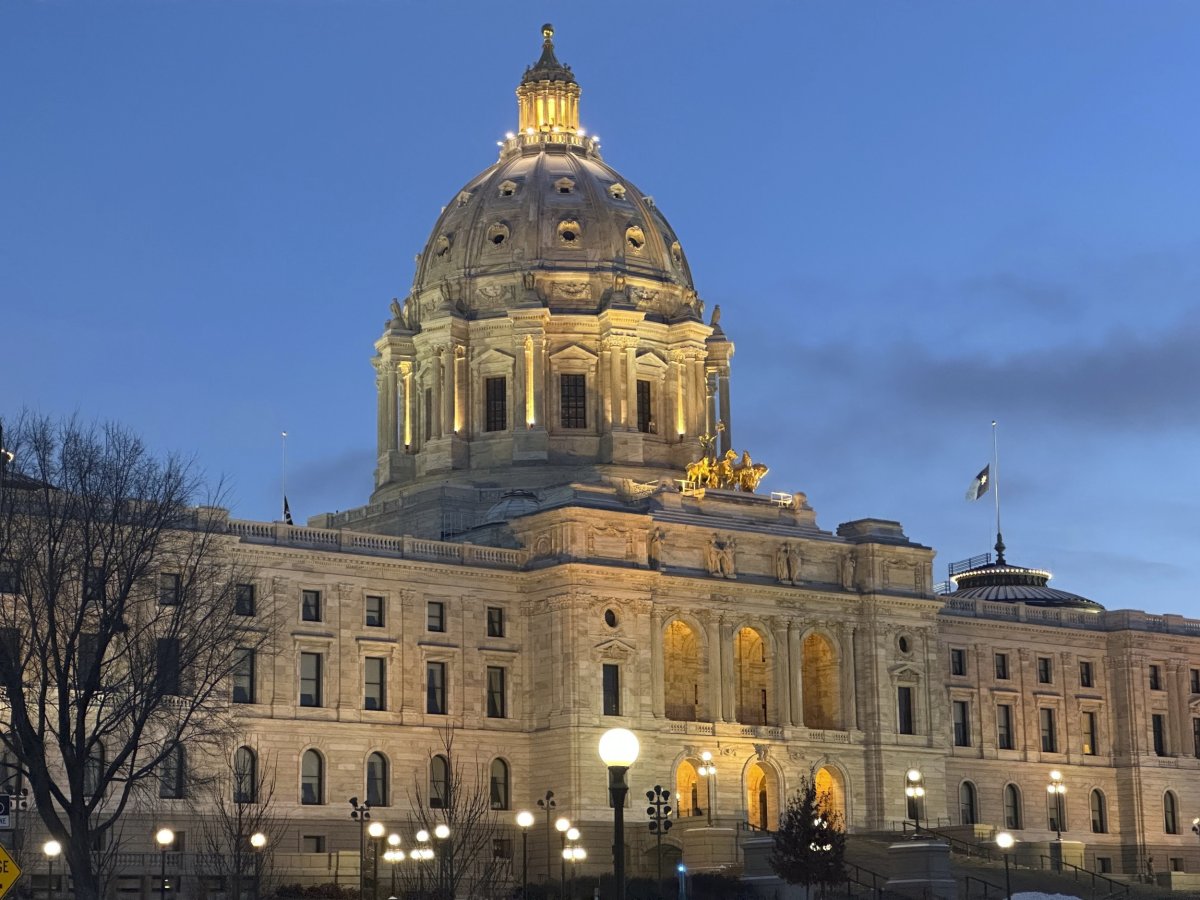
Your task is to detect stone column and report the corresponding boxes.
[1168,659,1186,757]
[400,362,414,450]
[430,348,444,440]
[386,365,399,451]
[625,342,638,430]
[443,344,456,435]
[612,339,628,428]
[691,356,706,438]
[531,334,546,428]
[788,622,803,727]
[454,346,466,434]
[720,617,735,722]
[840,624,857,731]
[706,369,719,441]
[718,369,732,453]
[671,351,686,438]
[600,341,613,430]
[514,337,528,431]
[771,617,789,728]
[375,369,389,456]
[705,614,724,723]
[650,608,665,718]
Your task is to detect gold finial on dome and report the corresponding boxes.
[517,23,581,135]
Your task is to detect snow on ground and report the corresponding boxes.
[1013,893,1083,900]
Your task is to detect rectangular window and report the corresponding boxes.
[83,566,105,603]
[156,638,181,696]
[427,601,445,633]
[602,663,621,716]
[560,373,587,429]
[301,835,326,853]
[1193,717,1200,758]
[1152,714,1167,756]
[492,838,514,861]
[159,572,181,605]
[1037,656,1052,684]
[1079,660,1094,688]
[952,700,971,746]
[1149,664,1162,691]
[301,590,321,622]
[897,686,915,735]
[234,583,256,616]
[1040,707,1057,753]
[1082,711,1098,755]
[486,666,507,718]
[0,560,20,595]
[994,653,1009,680]
[485,377,507,432]
[159,747,185,800]
[364,657,386,711]
[636,379,653,433]
[1191,668,1200,694]
[426,661,447,714]
[299,652,322,707]
[365,595,385,627]
[1096,857,1112,874]
[950,648,967,677]
[232,649,255,704]
[78,633,99,681]
[997,704,1014,750]
[486,606,505,638]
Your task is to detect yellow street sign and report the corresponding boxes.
[0,843,22,899]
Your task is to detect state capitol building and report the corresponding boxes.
[83,25,1200,892]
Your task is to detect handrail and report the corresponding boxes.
[843,860,890,896]
[963,875,1006,898]
[1038,854,1129,898]
[898,821,997,861]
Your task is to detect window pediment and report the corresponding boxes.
[549,343,599,364]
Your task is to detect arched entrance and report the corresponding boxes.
[814,766,846,824]
[802,632,842,730]
[745,762,780,831]
[663,619,707,721]
[734,626,771,725]
[675,759,703,819]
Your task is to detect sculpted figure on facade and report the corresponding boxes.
[707,533,737,579]
[648,527,666,571]
[841,551,857,591]
[776,542,802,584]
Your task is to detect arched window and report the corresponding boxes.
[802,632,842,730]
[489,759,510,810]
[1164,791,1179,834]
[959,781,978,825]
[366,752,388,807]
[430,754,451,809]
[301,750,324,806]
[1090,790,1107,834]
[159,745,185,800]
[234,746,257,804]
[1003,784,1022,830]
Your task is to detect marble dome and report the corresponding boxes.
[405,26,698,324]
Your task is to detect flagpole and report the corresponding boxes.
[992,420,1005,564]
[281,431,288,522]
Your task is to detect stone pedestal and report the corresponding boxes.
[740,837,805,899]
[601,430,644,464]
[512,427,548,462]
[419,435,468,473]
[885,841,956,900]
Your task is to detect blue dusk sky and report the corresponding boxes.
[3,2,1198,615]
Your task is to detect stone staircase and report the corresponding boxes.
[843,833,1179,900]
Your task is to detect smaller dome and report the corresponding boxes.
[944,560,1103,611]
[483,490,541,524]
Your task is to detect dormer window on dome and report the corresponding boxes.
[498,180,519,198]
[608,183,626,201]
[557,220,581,244]
[487,223,510,247]
[625,226,645,251]
[434,234,452,258]
[554,178,576,195]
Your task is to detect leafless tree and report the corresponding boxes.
[398,729,515,900]
[0,415,265,900]
[194,744,288,900]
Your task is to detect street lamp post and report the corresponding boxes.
[349,797,372,900]
[386,834,402,898]
[517,811,535,899]
[1047,770,1066,841]
[697,752,716,827]
[555,818,571,899]
[368,821,386,900]
[538,789,557,882]
[565,845,586,900]
[599,728,640,900]
[434,823,452,898]
[995,832,1014,900]
[904,769,926,836]
[43,840,61,900]
[155,828,175,900]
[416,829,431,900]
[646,785,673,887]
[249,832,267,900]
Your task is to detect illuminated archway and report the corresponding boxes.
[734,626,772,725]
[745,762,780,831]
[674,759,702,819]
[663,619,708,721]
[814,766,846,824]
[802,632,842,730]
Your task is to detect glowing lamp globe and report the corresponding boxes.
[368,822,385,839]
[250,832,267,849]
[567,827,580,841]
[906,769,921,783]
[996,832,1014,850]
[416,830,430,842]
[517,811,535,828]
[155,828,175,848]
[1049,770,1062,781]
[598,728,640,768]
[434,824,450,840]
[43,840,61,858]
[555,817,571,833]
[562,848,572,860]
[388,833,401,847]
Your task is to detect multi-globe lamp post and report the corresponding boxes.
[249,832,267,900]
[564,843,587,900]
[368,821,386,900]
[555,817,572,899]
[904,769,926,836]
[696,752,717,827]
[598,727,640,900]
[1047,770,1066,841]
[995,831,1015,900]
[516,810,535,899]
[349,797,372,899]
[382,833,404,899]
[155,828,175,900]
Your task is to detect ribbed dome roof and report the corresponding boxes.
[945,560,1103,611]
[406,25,698,324]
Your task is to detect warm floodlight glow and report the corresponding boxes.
[43,840,61,858]
[156,828,175,847]
[562,848,572,860]
[996,832,1014,849]
[555,816,571,833]
[572,847,587,861]
[566,827,580,841]
[1049,770,1062,781]
[700,750,713,762]
[434,824,450,840]
[250,832,267,849]
[598,727,640,767]
[906,769,921,782]
[517,810,535,828]
[368,821,385,839]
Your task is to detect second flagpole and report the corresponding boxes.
[992,420,1004,563]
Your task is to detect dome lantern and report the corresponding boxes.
[516,24,582,136]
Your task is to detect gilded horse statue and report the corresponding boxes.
[684,447,769,493]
